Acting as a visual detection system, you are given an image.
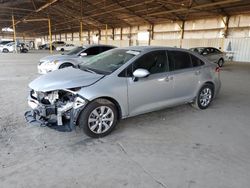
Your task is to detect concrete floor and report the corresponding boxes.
[0,51,250,188]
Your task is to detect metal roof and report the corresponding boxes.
[0,0,250,37]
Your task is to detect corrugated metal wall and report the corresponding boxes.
[224,38,250,62]
[40,14,250,62]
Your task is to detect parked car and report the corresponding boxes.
[17,43,29,53]
[56,44,75,51]
[25,46,221,138]
[1,42,29,53]
[1,42,15,53]
[38,44,47,50]
[0,40,13,52]
[37,44,116,74]
[189,47,225,67]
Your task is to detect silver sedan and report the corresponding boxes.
[190,47,225,67]
[26,47,221,138]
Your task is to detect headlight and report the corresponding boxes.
[52,60,59,64]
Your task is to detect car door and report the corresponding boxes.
[167,50,200,102]
[127,50,175,116]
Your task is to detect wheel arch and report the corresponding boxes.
[59,62,74,69]
[94,96,123,120]
[201,81,215,98]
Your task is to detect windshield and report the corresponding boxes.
[65,46,85,55]
[79,49,138,75]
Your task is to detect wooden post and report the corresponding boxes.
[48,18,52,53]
[179,20,185,48]
[80,21,83,43]
[88,30,90,44]
[105,24,108,44]
[12,15,17,53]
[120,27,123,40]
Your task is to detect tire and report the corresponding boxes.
[61,48,64,52]
[3,48,9,53]
[217,58,224,67]
[78,99,118,138]
[192,84,214,110]
[59,63,73,69]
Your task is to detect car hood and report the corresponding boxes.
[29,67,104,92]
[40,54,77,62]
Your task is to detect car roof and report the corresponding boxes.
[190,47,218,49]
[82,44,117,48]
[119,46,191,53]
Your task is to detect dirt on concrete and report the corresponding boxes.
[0,51,250,188]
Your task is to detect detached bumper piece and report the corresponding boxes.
[24,109,74,132]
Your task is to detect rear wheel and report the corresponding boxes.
[59,63,73,69]
[192,84,214,109]
[2,48,9,53]
[218,59,224,67]
[78,99,118,138]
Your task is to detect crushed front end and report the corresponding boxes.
[25,89,87,132]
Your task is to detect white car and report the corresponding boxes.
[56,44,75,52]
[38,44,116,74]
[0,41,13,52]
[1,42,15,53]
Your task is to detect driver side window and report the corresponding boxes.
[132,50,167,75]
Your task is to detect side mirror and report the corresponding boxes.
[133,69,150,80]
[80,52,87,57]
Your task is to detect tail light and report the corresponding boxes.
[215,67,220,73]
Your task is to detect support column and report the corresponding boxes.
[48,18,52,54]
[179,20,185,48]
[80,21,83,43]
[105,24,108,44]
[221,16,230,50]
[112,28,115,40]
[12,15,17,53]
[120,27,123,40]
[149,24,154,46]
[88,30,90,44]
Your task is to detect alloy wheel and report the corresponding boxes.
[88,106,114,134]
[199,88,212,107]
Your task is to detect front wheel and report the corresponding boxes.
[2,48,9,53]
[78,99,118,138]
[192,84,214,109]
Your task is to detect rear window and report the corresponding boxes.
[168,50,192,71]
[190,54,204,67]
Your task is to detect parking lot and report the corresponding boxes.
[0,51,250,187]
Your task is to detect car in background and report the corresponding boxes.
[56,44,75,52]
[37,44,116,74]
[0,40,13,52]
[38,44,48,50]
[26,46,221,138]
[1,42,29,53]
[1,42,15,53]
[189,47,225,67]
[18,43,29,53]
[51,41,65,50]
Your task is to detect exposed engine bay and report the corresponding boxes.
[25,89,87,131]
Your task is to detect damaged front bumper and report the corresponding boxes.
[25,90,87,132]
